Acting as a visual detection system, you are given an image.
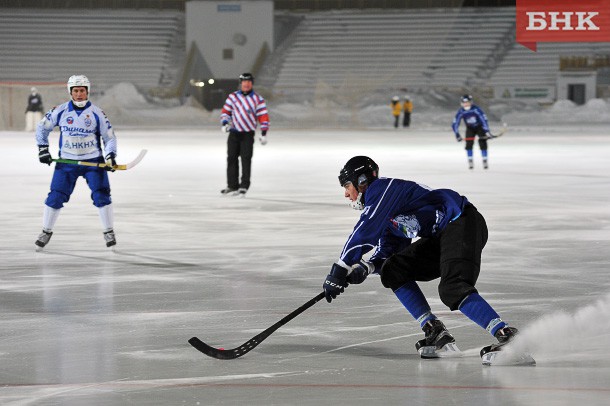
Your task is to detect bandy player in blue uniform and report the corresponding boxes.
[35,75,118,249]
[452,94,492,170]
[322,156,533,365]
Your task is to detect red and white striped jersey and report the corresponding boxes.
[220,90,269,133]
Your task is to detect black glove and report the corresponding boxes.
[38,145,52,165]
[347,260,375,285]
[104,152,117,172]
[323,264,348,303]
[455,134,463,142]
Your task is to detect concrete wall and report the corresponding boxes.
[186,0,273,81]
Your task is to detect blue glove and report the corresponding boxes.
[323,264,348,303]
[455,133,463,142]
[347,260,375,285]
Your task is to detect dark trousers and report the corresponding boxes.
[465,127,488,151]
[403,112,411,127]
[380,204,488,310]
[227,130,255,190]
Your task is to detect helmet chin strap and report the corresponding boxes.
[349,192,365,210]
[72,98,88,108]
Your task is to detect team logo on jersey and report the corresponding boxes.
[391,214,421,238]
[84,116,92,127]
[67,117,74,125]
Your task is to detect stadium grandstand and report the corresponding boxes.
[1,0,609,129]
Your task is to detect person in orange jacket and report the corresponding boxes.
[391,96,401,128]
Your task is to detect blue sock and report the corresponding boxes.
[481,150,488,159]
[394,281,436,327]
[467,150,473,159]
[459,293,506,336]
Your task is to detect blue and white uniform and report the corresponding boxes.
[36,101,117,209]
[337,177,468,270]
[37,101,116,160]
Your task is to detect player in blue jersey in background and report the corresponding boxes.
[220,73,270,197]
[322,156,527,364]
[35,75,118,249]
[452,94,492,170]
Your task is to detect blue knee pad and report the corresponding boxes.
[45,190,70,209]
[91,188,112,207]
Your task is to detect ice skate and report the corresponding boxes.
[103,230,116,247]
[468,159,474,170]
[35,230,53,249]
[415,319,461,358]
[236,188,247,198]
[483,159,489,170]
[220,187,237,195]
[480,326,535,366]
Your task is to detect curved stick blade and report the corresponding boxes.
[188,292,325,360]
[188,332,267,360]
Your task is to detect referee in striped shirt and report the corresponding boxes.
[220,73,270,197]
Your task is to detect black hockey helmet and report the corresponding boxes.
[461,94,473,103]
[239,73,254,83]
[339,156,379,188]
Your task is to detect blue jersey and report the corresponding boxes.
[36,101,117,161]
[451,105,490,135]
[337,178,469,270]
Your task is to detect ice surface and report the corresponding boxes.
[1,96,609,405]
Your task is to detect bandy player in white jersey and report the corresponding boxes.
[34,75,118,249]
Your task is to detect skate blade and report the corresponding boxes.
[419,343,462,359]
[481,351,536,366]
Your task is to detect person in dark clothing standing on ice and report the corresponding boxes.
[219,73,270,198]
[25,87,44,132]
[452,94,492,170]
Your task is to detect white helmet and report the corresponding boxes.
[67,75,90,107]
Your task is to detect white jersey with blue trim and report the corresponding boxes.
[36,101,117,160]
[337,178,469,269]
